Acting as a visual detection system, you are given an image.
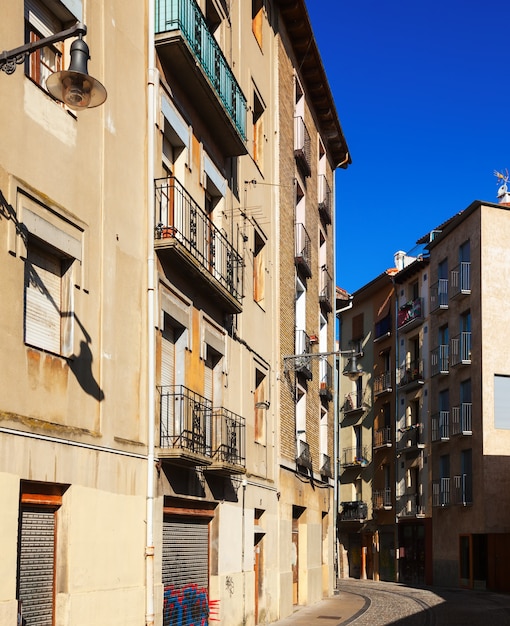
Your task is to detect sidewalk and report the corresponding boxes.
[268,588,368,626]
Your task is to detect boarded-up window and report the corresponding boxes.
[352,313,364,341]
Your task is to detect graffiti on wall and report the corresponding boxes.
[163,584,219,626]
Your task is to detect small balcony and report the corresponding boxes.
[451,403,472,435]
[374,371,392,396]
[374,315,391,341]
[373,489,392,510]
[397,359,424,391]
[295,223,312,278]
[296,439,312,472]
[320,453,332,479]
[158,385,213,466]
[450,262,471,299]
[374,426,392,449]
[319,266,333,312]
[432,478,450,507]
[340,446,370,468]
[339,501,368,522]
[295,329,312,380]
[319,360,333,401]
[155,176,243,314]
[206,408,246,475]
[450,332,471,367]
[431,411,450,442]
[318,175,332,224]
[430,279,449,313]
[431,344,449,376]
[342,392,365,417]
[397,423,424,452]
[397,297,424,332]
[155,0,247,155]
[294,116,311,177]
[452,474,473,506]
[397,493,425,518]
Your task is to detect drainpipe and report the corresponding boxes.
[146,1,158,624]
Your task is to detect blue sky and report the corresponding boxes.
[307,1,510,294]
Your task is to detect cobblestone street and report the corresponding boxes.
[270,579,510,626]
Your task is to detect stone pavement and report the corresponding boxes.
[268,578,510,626]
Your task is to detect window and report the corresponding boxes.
[252,0,264,48]
[17,481,67,626]
[252,89,265,168]
[494,374,510,429]
[254,367,267,443]
[460,449,473,504]
[352,313,364,342]
[253,229,265,304]
[24,0,79,92]
[24,239,74,356]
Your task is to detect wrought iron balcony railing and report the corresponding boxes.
[450,262,471,298]
[398,359,424,389]
[159,385,212,458]
[319,266,333,311]
[155,0,247,151]
[318,174,332,223]
[210,407,246,471]
[430,278,448,312]
[451,403,472,435]
[294,329,312,379]
[340,446,370,468]
[397,493,425,518]
[374,370,392,395]
[452,473,473,505]
[373,489,392,510]
[294,116,311,176]
[319,359,333,399]
[295,222,312,277]
[374,315,392,340]
[320,453,332,479]
[296,439,312,471]
[450,332,471,367]
[155,176,243,309]
[431,411,450,442]
[431,344,449,376]
[374,427,392,449]
[432,478,450,507]
[343,391,364,415]
[339,501,368,522]
[397,297,424,331]
[397,423,424,451]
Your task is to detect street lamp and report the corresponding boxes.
[0,22,106,110]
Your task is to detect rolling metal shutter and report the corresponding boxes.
[18,507,55,626]
[162,518,209,591]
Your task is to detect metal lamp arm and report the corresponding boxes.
[0,22,87,75]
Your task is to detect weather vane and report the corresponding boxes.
[494,169,510,198]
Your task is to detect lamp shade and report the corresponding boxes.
[343,354,363,381]
[46,37,106,110]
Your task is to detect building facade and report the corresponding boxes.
[0,1,349,624]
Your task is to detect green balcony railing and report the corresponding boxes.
[155,0,246,141]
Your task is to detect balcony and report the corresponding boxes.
[339,501,368,522]
[374,315,391,341]
[295,223,312,278]
[319,360,333,401]
[397,297,424,332]
[430,279,448,313]
[296,439,312,472]
[431,344,449,376]
[155,0,247,155]
[373,489,392,510]
[206,408,246,475]
[295,330,312,380]
[397,359,424,392]
[294,116,311,177]
[342,392,365,417]
[431,411,450,442]
[450,262,471,298]
[340,446,370,468]
[320,453,332,479]
[397,423,424,452]
[450,332,471,367]
[158,385,213,466]
[451,403,472,435]
[374,426,392,449]
[432,478,450,507]
[318,175,332,224]
[397,493,425,518]
[452,474,473,506]
[374,371,392,396]
[155,176,243,314]
[319,266,333,312]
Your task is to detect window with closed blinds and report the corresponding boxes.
[24,244,62,354]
